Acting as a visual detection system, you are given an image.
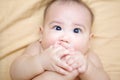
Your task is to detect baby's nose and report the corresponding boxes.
[59,35,70,43]
[58,37,73,50]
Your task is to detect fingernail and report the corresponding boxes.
[69,67,73,71]
[65,50,69,53]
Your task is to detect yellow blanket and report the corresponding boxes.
[0,0,120,80]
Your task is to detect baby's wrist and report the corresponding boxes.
[78,59,93,79]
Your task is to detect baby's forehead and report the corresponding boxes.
[47,0,84,11]
[45,0,93,22]
[43,0,93,29]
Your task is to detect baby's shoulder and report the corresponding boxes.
[23,41,42,56]
[87,51,103,68]
[87,51,99,60]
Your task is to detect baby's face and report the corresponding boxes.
[41,1,92,54]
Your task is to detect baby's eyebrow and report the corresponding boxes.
[74,23,86,30]
[49,21,63,25]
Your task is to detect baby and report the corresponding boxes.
[10,0,110,80]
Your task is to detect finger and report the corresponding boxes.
[53,41,61,48]
[57,49,70,58]
[53,45,65,53]
[65,69,79,79]
[52,45,70,58]
[60,42,74,51]
[66,56,76,65]
[63,55,71,61]
[78,66,86,73]
[54,66,69,75]
[71,63,78,69]
[56,59,72,72]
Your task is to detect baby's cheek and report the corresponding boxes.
[73,43,88,54]
[47,39,58,47]
[41,40,53,49]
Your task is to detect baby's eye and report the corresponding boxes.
[53,25,62,31]
[73,28,82,33]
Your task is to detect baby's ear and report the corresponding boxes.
[39,26,43,42]
[89,33,94,39]
[39,26,43,33]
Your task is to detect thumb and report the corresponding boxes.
[65,70,79,80]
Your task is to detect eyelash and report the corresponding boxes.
[52,25,82,33]
[73,28,82,33]
[53,25,62,31]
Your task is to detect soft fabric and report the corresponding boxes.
[0,0,120,80]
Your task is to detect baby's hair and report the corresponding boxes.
[43,0,94,25]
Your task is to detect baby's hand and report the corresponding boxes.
[64,51,88,74]
[39,44,72,75]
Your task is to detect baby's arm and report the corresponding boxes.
[10,42,72,80]
[32,70,79,80]
[65,51,110,80]
[80,52,110,80]
[10,42,44,80]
